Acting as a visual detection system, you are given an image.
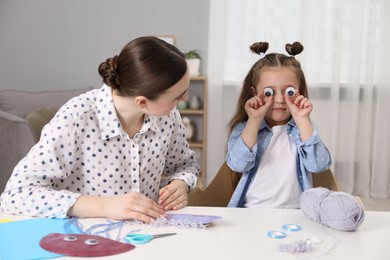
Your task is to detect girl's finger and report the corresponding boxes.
[293,95,304,105]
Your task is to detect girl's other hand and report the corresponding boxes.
[285,94,313,119]
[158,180,189,211]
[245,94,273,122]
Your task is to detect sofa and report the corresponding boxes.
[0,87,94,193]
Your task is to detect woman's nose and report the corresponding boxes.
[180,91,189,101]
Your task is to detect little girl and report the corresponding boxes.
[226,42,332,208]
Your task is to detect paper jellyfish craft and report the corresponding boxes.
[40,233,135,257]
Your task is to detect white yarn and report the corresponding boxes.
[300,188,365,232]
[277,239,312,254]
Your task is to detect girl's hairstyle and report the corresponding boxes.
[228,41,308,133]
[98,36,187,100]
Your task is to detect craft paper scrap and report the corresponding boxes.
[0,218,13,223]
[0,218,81,260]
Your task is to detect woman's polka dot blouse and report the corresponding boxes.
[0,85,199,218]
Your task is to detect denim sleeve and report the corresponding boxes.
[226,122,257,173]
[296,128,332,173]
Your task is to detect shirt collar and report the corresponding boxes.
[96,85,163,140]
[139,114,163,134]
[96,84,122,140]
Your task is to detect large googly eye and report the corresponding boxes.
[285,87,296,97]
[63,235,78,242]
[84,238,99,246]
[263,88,274,97]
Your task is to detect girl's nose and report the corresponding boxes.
[274,91,285,103]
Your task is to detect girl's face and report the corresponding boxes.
[147,70,190,116]
[255,67,299,127]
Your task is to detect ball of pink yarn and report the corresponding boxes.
[299,187,365,231]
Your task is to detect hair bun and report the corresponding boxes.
[250,42,269,55]
[285,42,304,56]
[98,55,120,89]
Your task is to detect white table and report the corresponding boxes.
[1,206,389,259]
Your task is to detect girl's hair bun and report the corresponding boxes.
[285,42,304,56]
[250,42,269,55]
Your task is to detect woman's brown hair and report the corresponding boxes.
[98,36,187,100]
[228,42,308,134]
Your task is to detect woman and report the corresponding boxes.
[0,36,199,222]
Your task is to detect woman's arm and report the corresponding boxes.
[68,193,165,222]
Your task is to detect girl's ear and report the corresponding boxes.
[134,96,148,109]
[251,86,257,97]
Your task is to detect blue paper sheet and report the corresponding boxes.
[0,218,80,260]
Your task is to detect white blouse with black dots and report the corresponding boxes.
[0,85,199,218]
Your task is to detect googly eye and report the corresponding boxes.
[263,88,274,97]
[63,235,77,242]
[267,231,286,239]
[285,87,296,97]
[84,238,99,245]
[282,224,302,232]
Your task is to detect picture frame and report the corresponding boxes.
[155,35,176,46]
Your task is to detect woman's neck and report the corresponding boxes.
[112,90,145,138]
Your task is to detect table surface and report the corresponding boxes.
[1,206,389,260]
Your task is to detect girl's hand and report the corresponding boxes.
[285,94,313,120]
[244,94,273,122]
[240,90,273,150]
[158,180,189,211]
[285,94,314,141]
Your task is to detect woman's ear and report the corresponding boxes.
[134,96,148,109]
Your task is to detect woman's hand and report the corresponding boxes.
[68,192,166,223]
[158,179,189,211]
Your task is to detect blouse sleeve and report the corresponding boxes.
[160,109,200,191]
[0,109,81,218]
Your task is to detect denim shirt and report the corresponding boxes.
[226,118,332,207]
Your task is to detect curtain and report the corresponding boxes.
[207,0,390,198]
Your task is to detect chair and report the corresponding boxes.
[188,162,241,207]
[188,161,339,207]
[312,168,339,191]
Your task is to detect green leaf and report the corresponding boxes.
[184,50,201,59]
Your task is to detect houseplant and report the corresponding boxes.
[184,50,201,76]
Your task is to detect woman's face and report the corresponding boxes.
[147,69,190,116]
[255,67,300,127]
